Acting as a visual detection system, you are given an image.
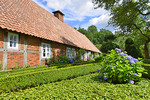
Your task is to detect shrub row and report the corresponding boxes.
[142,64,150,79]
[0,63,100,93]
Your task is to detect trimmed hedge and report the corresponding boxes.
[0,63,100,93]
[142,64,150,79]
[143,59,150,64]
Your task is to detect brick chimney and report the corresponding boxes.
[52,10,65,22]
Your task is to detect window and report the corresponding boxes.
[66,47,76,58]
[41,43,51,58]
[66,47,72,58]
[88,51,91,57]
[8,32,19,49]
[72,48,76,58]
[84,51,87,59]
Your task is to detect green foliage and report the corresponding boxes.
[125,38,143,58]
[93,0,150,58]
[98,49,147,84]
[94,54,104,62]
[0,73,150,99]
[142,64,150,79]
[0,63,100,93]
[100,42,119,53]
[143,59,150,64]
[88,25,98,34]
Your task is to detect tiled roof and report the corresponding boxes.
[0,0,101,53]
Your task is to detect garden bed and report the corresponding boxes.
[0,73,149,99]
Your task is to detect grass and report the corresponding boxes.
[0,73,149,100]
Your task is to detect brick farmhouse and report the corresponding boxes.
[0,0,100,70]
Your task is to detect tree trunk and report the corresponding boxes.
[144,40,150,59]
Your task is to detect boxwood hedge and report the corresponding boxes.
[0,63,100,93]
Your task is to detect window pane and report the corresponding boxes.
[14,42,16,47]
[10,35,13,41]
[10,41,13,47]
[43,44,45,48]
[14,36,17,41]
[43,53,46,57]
[47,53,50,58]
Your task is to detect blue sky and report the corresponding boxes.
[33,0,116,32]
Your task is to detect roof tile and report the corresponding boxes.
[0,0,101,53]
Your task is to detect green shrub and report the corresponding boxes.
[142,64,150,79]
[100,42,119,53]
[125,38,143,58]
[143,59,150,64]
[94,55,103,62]
[97,49,147,84]
[0,63,100,93]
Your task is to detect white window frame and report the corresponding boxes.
[88,51,91,58]
[66,47,72,58]
[41,43,51,59]
[8,32,19,49]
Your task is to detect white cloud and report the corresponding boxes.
[33,0,109,21]
[32,0,115,32]
[80,13,115,31]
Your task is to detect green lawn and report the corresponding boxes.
[0,73,150,100]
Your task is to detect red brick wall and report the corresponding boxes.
[20,35,25,50]
[51,42,66,58]
[7,52,24,69]
[0,52,3,69]
[27,36,40,51]
[0,30,3,48]
[27,53,39,66]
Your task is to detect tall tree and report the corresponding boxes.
[93,0,150,58]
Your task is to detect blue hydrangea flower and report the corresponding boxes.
[103,75,109,80]
[129,60,136,64]
[134,73,137,76]
[114,66,116,69]
[132,58,138,62]
[61,61,63,63]
[115,48,121,52]
[96,69,100,73]
[102,65,104,67]
[124,51,127,53]
[87,58,91,61]
[65,61,67,63]
[127,56,131,60]
[123,54,128,56]
[129,80,134,84]
[109,66,112,69]
[68,58,74,63]
[119,52,124,56]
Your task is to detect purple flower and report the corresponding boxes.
[103,75,109,80]
[129,60,136,64]
[124,51,127,53]
[129,80,134,84]
[109,66,112,69]
[45,65,47,67]
[65,61,67,63]
[96,69,100,73]
[114,66,116,69]
[102,65,104,67]
[115,48,121,52]
[127,56,131,60]
[119,52,124,56]
[132,58,138,62]
[61,61,63,63]
[123,54,128,56]
[134,73,137,76]
[87,58,91,61]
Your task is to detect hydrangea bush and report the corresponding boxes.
[97,48,147,84]
[57,56,74,64]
